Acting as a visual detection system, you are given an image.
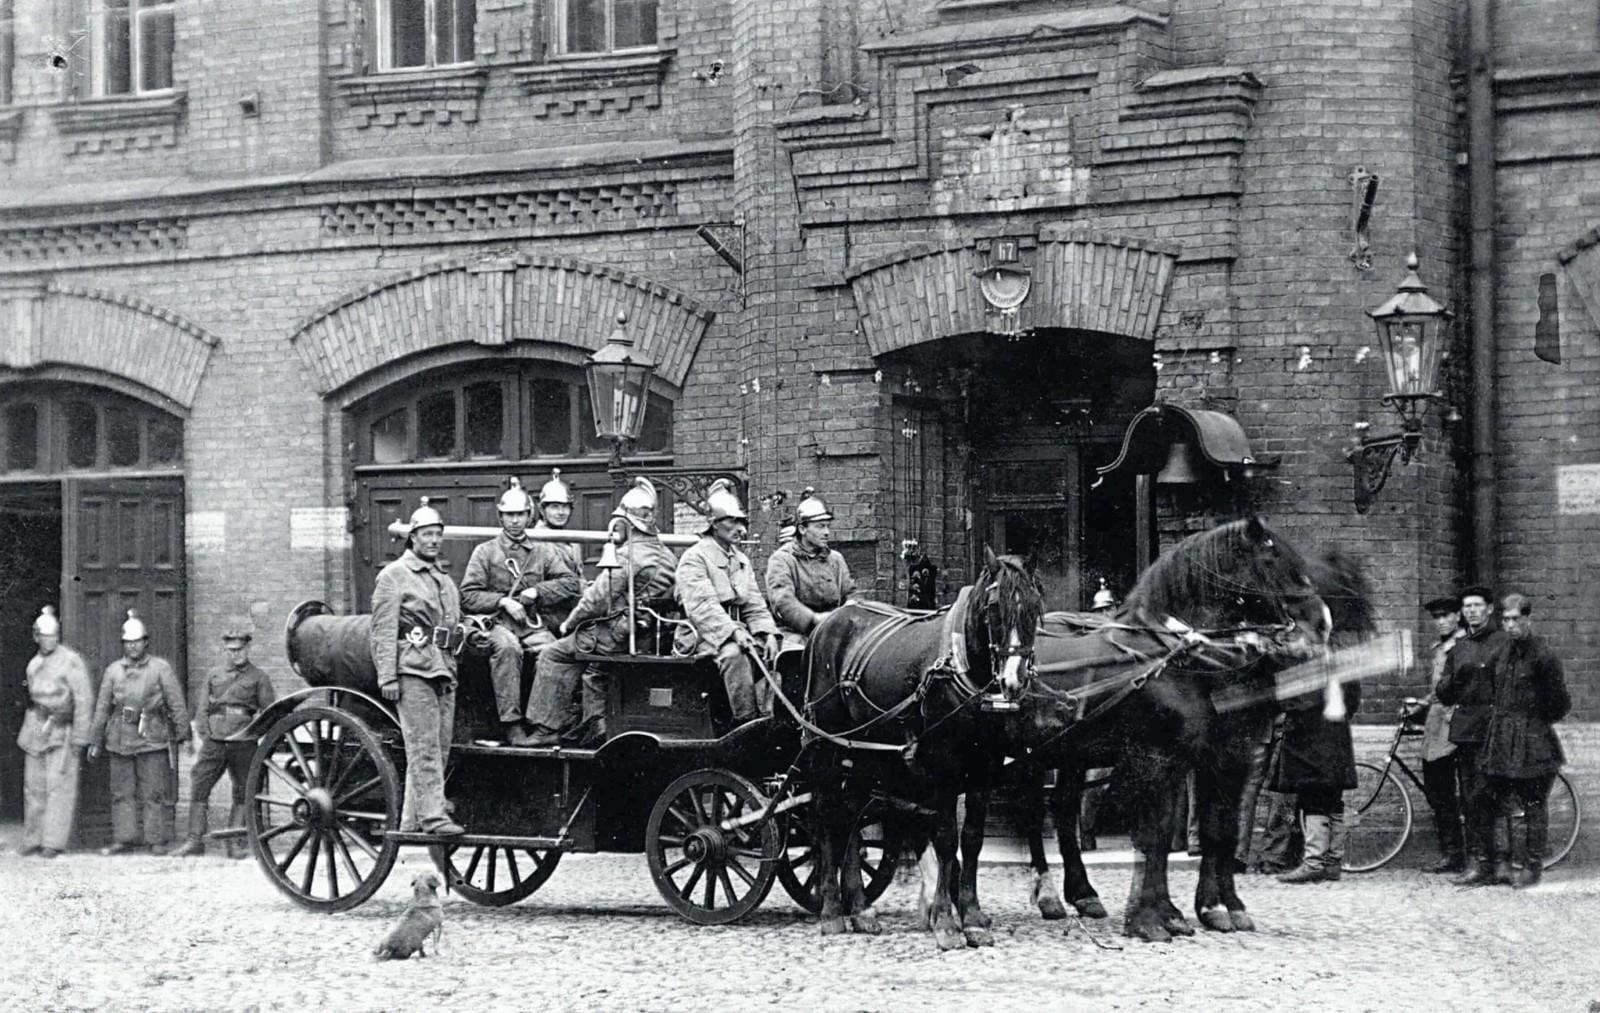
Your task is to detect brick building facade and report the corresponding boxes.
[0,0,1596,842]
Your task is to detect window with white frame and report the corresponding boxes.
[90,0,174,96]
[556,0,656,55]
[377,0,475,70]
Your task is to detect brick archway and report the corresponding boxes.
[289,253,717,397]
[846,228,1179,355]
[0,280,219,411]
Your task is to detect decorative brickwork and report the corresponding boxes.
[848,232,1178,357]
[0,284,218,410]
[289,254,715,395]
[320,182,678,238]
[511,51,674,118]
[0,218,189,266]
[332,68,488,128]
[49,93,188,157]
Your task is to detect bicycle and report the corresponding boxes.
[1343,698,1581,873]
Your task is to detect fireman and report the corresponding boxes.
[764,488,856,644]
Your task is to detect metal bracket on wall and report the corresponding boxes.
[1344,419,1420,513]
[1348,166,1380,271]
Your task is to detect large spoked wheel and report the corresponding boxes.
[1540,772,1581,869]
[777,811,895,913]
[1342,760,1413,873]
[646,768,783,925]
[428,843,562,907]
[246,705,400,912]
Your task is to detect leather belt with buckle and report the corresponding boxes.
[403,625,466,653]
[118,706,141,724]
[210,704,255,717]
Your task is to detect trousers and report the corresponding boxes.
[186,739,254,839]
[109,749,175,846]
[23,746,82,851]
[1486,772,1556,864]
[484,623,553,724]
[1453,744,1494,858]
[714,641,760,724]
[397,674,456,831]
[525,634,596,737]
[1421,753,1464,859]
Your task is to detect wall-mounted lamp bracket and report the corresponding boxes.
[1345,415,1422,513]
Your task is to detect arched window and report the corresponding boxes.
[0,383,183,476]
[355,363,671,466]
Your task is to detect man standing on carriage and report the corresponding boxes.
[370,499,465,837]
[460,476,581,746]
[764,488,856,646]
[523,477,678,747]
[676,479,780,726]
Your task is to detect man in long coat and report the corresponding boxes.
[1435,584,1509,886]
[460,477,581,745]
[1481,593,1570,888]
[1419,594,1467,872]
[765,489,856,644]
[89,610,190,854]
[16,607,93,858]
[675,479,778,725]
[370,498,465,836]
[524,478,677,746]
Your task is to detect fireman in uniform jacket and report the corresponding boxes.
[89,610,190,854]
[459,477,581,746]
[534,469,582,578]
[170,624,278,857]
[370,499,465,837]
[764,488,856,644]
[1434,584,1509,886]
[1481,593,1571,888]
[16,607,93,858]
[524,478,678,746]
[676,479,779,725]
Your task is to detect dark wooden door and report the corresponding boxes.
[62,475,185,846]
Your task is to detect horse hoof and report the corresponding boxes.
[962,909,993,931]
[1199,906,1233,933]
[963,926,995,948]
[1072,897,1108,920]
[851,909,882,936]
[934,924,967,951]
[1228,910,1256,932]
[820,917,848,936]
[1124,917,1171,944]
[1038,896,1070,921]
[1162,914,1195,937]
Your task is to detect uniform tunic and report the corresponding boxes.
[17,645,94,851]
[764,541,856,640]
[90,653,189,846]
[185,659,279,841]
[676,536,778,723]
[460,530,581,723]
[370,548,461,831]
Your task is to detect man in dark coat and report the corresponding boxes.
[1271,677,1361,884]
[1434,584,1508,886]
[1481,593,1570,888]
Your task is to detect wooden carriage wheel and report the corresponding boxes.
[427,843,562,907]
[776,811,896,914]
[245,706,400,913]
[646,768,783,925]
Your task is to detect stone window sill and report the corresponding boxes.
[333,66,488,128]
[50,91,187,135]
[511,49,674,117]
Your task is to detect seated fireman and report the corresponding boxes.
[675,479,780,725]
[459,476,581,746]
[764,488,856,646]
[522,478,677,746]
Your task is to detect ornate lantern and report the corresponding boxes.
[585,311,657,467]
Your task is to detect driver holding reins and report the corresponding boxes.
[675,479,780,726]
[765,488,856,646]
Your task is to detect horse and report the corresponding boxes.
[796,546,1050,950]
[932,517,1335,943]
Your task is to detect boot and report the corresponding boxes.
[1278,815,1334,884]
[1452,857,1497,887]
[225,804,249,860]
[1426,853,1467,874]
[500,722,538,747]
[168,837,205,857]
[1321,807,1346,882]
[1515,804,1548,889]
[1491,858,1515,885]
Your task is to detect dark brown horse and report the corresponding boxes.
[1011,535,1375,942]
[934,518,1335,942]
[798,547,1050,950]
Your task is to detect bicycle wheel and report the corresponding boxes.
[1542,772,1580,869]
[1343,760,1413,873]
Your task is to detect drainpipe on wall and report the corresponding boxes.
[1468,0,1498,588]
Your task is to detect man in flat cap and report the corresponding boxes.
[1435,584,1508,885]
[1418,594,1466,873]
[170,622,278,857]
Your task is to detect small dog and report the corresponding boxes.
[373,872,445,960]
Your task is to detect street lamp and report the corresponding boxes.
[1346,253,1453,513]
[585,311,657,492]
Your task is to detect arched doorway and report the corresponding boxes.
[347,360,674,600]
[0,381,186,839]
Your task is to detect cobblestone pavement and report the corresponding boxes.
[1,834,1595,1012]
